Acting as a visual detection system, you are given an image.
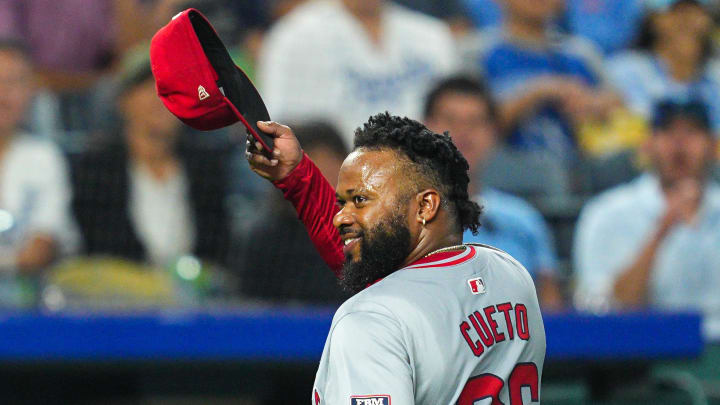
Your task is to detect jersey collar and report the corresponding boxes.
[365,245,476,288]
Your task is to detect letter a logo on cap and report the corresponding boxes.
[198,85,210,101]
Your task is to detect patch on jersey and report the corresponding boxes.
[467,277,486,294]
[350,395,391,405]
[314,387,321,404]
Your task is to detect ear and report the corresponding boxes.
[415,189,442,225]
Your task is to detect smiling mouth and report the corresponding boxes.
[342,237,361,257]
[344,237,360,246]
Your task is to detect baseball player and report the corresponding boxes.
[247,113,546,404]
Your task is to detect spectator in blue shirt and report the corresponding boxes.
[462,0,619,163]
[606,0,720,133]
[424,75,564,310]
[574,99,720,339]
[464,0,644,56]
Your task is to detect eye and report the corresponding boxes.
[336,198,346,208]
[352,195,366,205]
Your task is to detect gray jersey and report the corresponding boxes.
[312,244,546,405]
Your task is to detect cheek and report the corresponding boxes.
[687,139,713,161]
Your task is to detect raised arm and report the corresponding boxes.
[246,121,344,276]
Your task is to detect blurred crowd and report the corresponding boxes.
[0,0,719,339]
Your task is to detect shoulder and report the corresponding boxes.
[553,33,606,77]
[579,175,652,223]
[470,243,534,278]
[281,0,339,25]
[8,135,67,170]
[464,28,506,59]
[332,293,405,340]
[387,3,452,39]
[483,189,548,230]
[11,135,63,158]
[706,181,720,206]
[264,1,338,43]
[557,33,604,63]
[484,189,541,218]
[606,50,654,74]
[702,58,720,83]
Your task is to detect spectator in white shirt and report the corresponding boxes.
[70,53,231,269]
[574,99,720,339]
[0,39,78,272]
[258,0,458,145]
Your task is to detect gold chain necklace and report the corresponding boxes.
[422,244,467,258]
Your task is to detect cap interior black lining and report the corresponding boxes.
[188,11,271,143]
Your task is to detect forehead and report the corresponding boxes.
[434,92,489,115]
[655,116,710,134]
[337,148,406,193]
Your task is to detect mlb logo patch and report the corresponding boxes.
[350,395,391,405]
[468,277,486,294]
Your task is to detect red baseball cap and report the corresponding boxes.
[150,8,273,151]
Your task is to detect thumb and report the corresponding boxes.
[257,121,294,139]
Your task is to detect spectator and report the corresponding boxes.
[70,54,231,269]
[462,0,618,163]
[574,99,720,339]
[463,0,645,55]
[237,122,350,304]
[606,0,720,133]
[0,0,116,91]
[424,75,564,310]
[0,39,78,273]
[0,0,119,133]
[259,0,458,145]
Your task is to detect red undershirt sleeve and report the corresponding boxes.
[272,153,344,277]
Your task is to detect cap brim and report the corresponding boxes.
[188,10,273,152]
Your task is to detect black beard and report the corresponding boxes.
[339,211,412,294]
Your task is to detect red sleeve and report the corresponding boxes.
[272,153,344,277]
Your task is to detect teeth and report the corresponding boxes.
[344,238,358,246]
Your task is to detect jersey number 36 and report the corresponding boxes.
[457,362,539,405]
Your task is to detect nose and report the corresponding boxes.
[333,206,354,229]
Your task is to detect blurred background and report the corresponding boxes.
[0,0,719,403]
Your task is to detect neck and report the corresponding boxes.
[342,1,383,45]
[505,15,547,44]
[401,230,463,268]
[126,128,177,181]
[656,44,701,82]
[0,128,14,155]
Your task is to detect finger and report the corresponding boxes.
[247,151,278,167]
[249,166,273,180]
[257,121,293,139]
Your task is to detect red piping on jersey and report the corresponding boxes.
[366,247,475,287]
[404,246,475,269]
